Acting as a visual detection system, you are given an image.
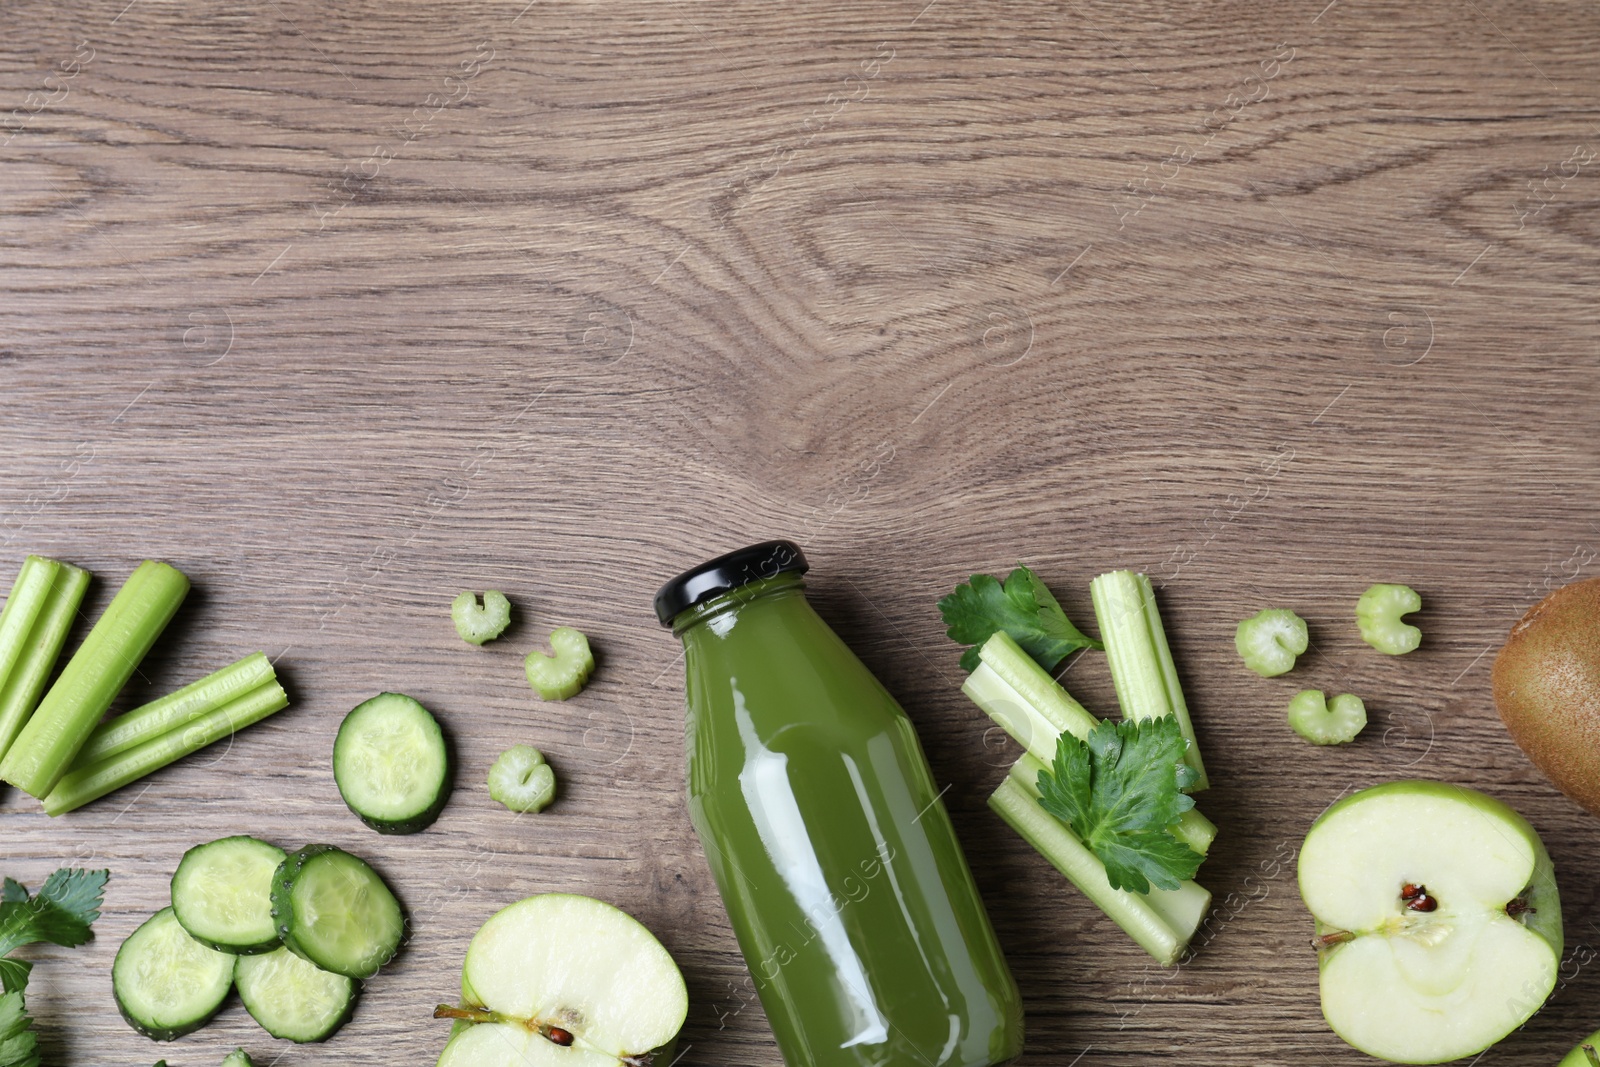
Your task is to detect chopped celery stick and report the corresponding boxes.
[524,627,593,701]
[452,591,511,646]
[1090,570,1208,791]
[990,754,1211,966]
[965,631,1216,856]
[1234,608,1308,677]
[1,560,189,798]
[1286,690,1367,745]
[1357,583,1422,655]
[70,652,276,768]
[42,677,287,815]
[0,556,90,763]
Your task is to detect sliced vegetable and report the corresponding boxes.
[962,631,1215,856]
[234,946,356,1043]
[71,653,276,768]
[1035,717,1203,894]
[112,908,234,1041]
[939,565,1102,672]
[42,673,288,815]
[1090,570,1209,790]
[990,755,1210,966]
[0,560,190,798]
[333,693,450,834]
[487,745,556,813]
[1234,608,1308,677]
[1357,583,1422,654]
[271,846,403,979]
[170,836,286,955]
[221,1049,258,1067]
[0,556,90,765]
[452,591,511,646]
[524,627,594,700]
[1286,690,1367,745]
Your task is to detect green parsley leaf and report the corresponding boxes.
[939,565,1102,672]
[1035,717,1203,894]
[0,989,40,1067]
[0,869,108,960]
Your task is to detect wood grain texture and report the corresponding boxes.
[3,0,1600,1062]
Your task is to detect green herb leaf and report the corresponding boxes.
[939,566,1102,672]
[0,989,40,1067]
[0,869,109,973]
[1034,717,1203,894]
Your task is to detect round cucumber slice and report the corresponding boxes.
[271,845,404,979]
[170,835,286,954]
[333,692,450,834]
[112,907,235,1041]
[235,945,356,1043]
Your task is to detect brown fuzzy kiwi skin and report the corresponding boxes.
[1492,576,1600,817]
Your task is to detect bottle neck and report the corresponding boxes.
[671,572,808,639]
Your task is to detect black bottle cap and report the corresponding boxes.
[653,540,809,627]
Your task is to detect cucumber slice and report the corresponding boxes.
[171,836,287,954]
[333,692,450,834]
[234,946,356,1043]
[112,907,235,1040]
[271,845,404,978]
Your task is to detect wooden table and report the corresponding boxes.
[4,0,1599,1062]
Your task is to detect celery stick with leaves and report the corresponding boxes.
[1090,570,1208,790]
[962,630,1216,856]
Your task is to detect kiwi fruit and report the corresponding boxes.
[1492,576,1600,816]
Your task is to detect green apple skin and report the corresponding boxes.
[1557,1029,1600,1067]
[1300,781,1563,1065]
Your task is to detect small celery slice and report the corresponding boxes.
[452,591,511,646]
[1234,609,1308,677]
[964,631,1216,857]
[1286,690,1367,745]
[487,745,556,813]
[523,628,593,701]
[1090,571,1209,791]
[1356,583,1421,655]
[990,754,1211,966]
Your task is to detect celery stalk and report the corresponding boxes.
[42,677,288,815]
[0,560,189,798]
[990,755,1211,965]
[69,652,275,767]
[964,631,1217,856]
[0,557,90,762]
[1090,570,1209,790]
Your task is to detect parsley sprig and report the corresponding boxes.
[1036,718,1202,894]
[939,565,1102,672]
[0,868,110,1067]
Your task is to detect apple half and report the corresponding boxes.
[1298,781,1563,1064]
[436,894,688,1067]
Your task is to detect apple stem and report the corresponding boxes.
[1582,1044,1597,1067]
[1310,929,1355,950]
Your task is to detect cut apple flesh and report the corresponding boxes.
[438,893,687,1067]
[1299,782,1563,1065]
